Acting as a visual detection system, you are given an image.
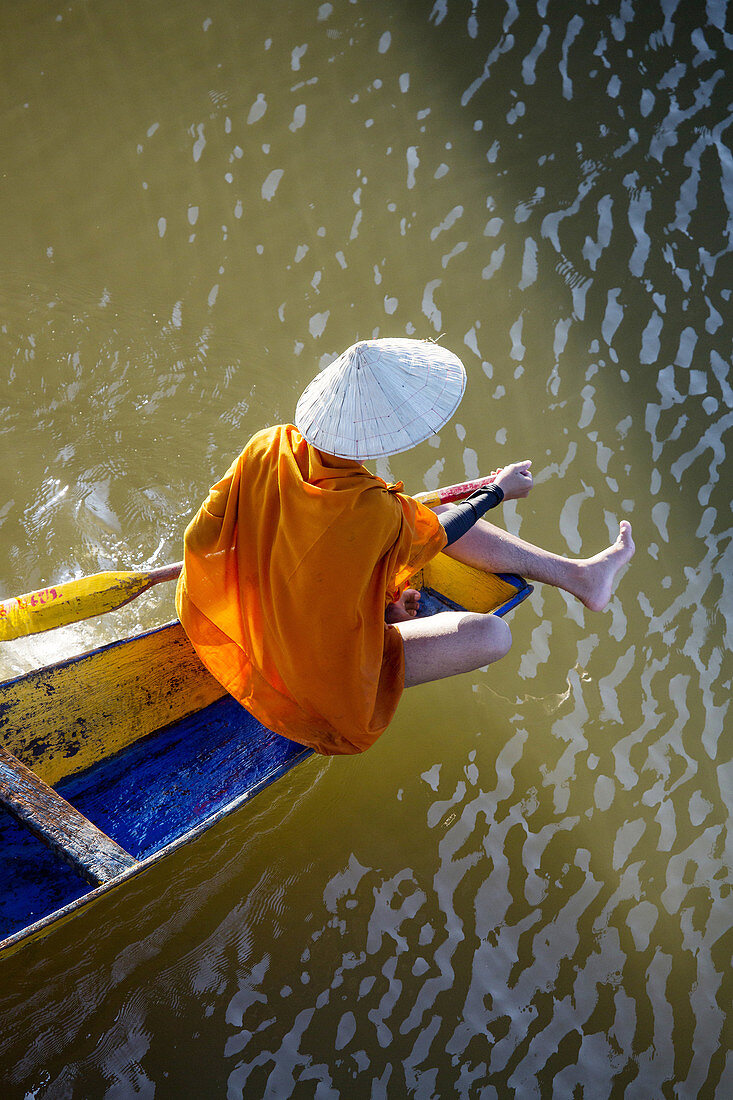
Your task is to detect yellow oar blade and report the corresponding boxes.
[0,563,182,642]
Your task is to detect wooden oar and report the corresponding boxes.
[0,475,496,643]
[413,474,496,508]
[0,562,182,642]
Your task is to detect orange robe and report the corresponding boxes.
[175,425,447,755]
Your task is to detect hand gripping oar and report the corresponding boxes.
[0,475,496,642]
[0,562,183,641]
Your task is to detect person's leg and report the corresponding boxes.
[436,508,635,612]
[394,611,512,687]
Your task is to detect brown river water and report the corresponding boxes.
[0,1,731,1096]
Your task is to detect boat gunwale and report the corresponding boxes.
[0,618,186,691]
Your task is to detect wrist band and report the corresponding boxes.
[438,483,504,546]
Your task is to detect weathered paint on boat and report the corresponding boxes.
[0,556,531,958]
[1,621,224,788]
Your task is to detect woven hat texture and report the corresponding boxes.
[295,338,466,459]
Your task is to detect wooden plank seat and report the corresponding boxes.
[0,744,137,886]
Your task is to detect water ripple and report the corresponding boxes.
[1,1,731,1096]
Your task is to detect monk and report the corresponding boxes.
[177,339,634,756]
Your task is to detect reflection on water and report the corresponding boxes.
[0,0,731,1096]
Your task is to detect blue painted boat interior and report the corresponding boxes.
[0,698,309,941]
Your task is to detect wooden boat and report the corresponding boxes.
[0,550,531,959]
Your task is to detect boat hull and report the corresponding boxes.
[0,561,531,957]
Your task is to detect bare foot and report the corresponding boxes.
[576,521,635,611]
[385,588,421,623]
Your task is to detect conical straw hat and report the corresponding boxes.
[295,338,466,459]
